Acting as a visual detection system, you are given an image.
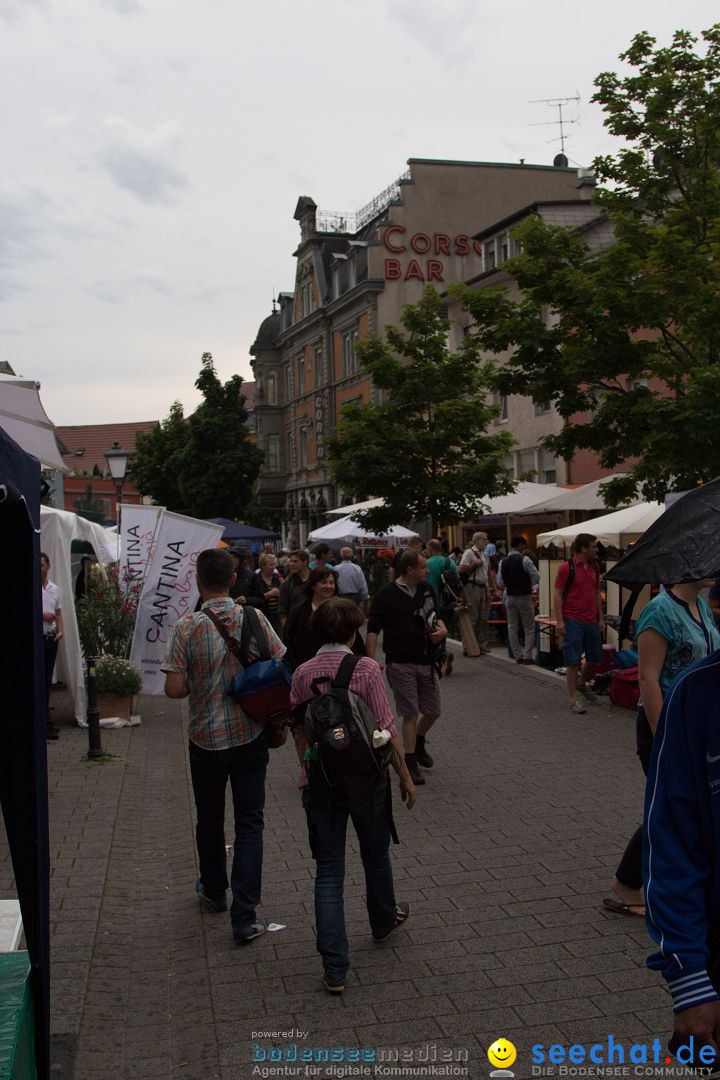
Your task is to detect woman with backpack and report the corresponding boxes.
[290,597,416,993]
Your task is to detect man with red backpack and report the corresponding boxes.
[554,533,604,715]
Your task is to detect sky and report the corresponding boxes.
[2,0,718,426]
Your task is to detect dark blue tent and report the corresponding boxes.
[0,426,50,1078]
[204,518,281,544]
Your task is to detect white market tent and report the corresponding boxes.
[521,475,642,514]
[40,506,120,726]
[308,516,419,547]
[536,502,665,547]
[0,375,67,472]
[477,481,562,515]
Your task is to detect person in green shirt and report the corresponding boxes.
[425,539,460,676]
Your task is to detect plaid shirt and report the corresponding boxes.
[162,597,286,750]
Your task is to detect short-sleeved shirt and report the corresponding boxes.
[162,597,286,750]
[459,547,489,586]
[42,580,61,634]
[554,557,599,623]
[635,589,720,696]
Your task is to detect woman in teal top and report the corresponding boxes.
[605,581,720,918]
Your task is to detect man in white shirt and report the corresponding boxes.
[459,532,495,654]
[335,547,369,608]
[41,552,63,740]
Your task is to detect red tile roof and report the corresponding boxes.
[56,421,158,474]
[242,381,256,410]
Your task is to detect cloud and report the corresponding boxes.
[86,268,235,306]
[99,0,142,13]
[387,0,485,66]
[96,116,188,206]
[0,0,46,26]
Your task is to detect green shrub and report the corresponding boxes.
[91,656,142,696]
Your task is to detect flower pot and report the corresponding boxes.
[96,693,133,721]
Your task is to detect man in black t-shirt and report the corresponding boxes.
[367,550,447,785]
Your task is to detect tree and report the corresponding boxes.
[457,25,720,507]
[327,287,515,534]
[73,481,110,524]
[130,353,263,518]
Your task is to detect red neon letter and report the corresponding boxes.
[383,226,406,253]
[473,239,484,255]
[410,232,431,254]
[454,235,470,255]
[404,259,425,282]
[384,259,402,280]
[434,233,451,255]
[426,260,444,281]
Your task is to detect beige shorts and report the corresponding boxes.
[386,662,440,717]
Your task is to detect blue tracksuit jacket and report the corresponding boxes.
[644,650,720,1012]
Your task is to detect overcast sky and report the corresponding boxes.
[2,0,717,426]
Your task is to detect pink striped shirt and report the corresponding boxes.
[290,646,397,736]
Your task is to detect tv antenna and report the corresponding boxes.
[529,95,580,156]
[272,288,277,314]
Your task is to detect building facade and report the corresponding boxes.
[251,157,594,545]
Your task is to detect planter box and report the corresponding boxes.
[96,693,133,721]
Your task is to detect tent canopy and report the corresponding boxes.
[521,475,641,514]
[474,481,562,516]
[204,518,281,543]
[40,506,120,725]
[309,517,419,546]
[607,480,720,587]
[326,497,384,518]
[536,502,665,547]
[0,376,67,472]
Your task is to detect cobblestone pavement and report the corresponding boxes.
[0,650,669,1079]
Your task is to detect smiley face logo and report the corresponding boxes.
[488,1039,517,1070]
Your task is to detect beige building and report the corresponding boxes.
[250,157,597,545]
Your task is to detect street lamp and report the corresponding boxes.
[105,441,130,510]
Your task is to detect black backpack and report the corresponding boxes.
[438,556,462,610]
[304,654,398,841]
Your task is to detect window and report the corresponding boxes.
[499,234,509,263]
[628,377,648,391]
[266,435,280,472]
[539,449,556,484]
[301,280,313,317]
[494,393,508,422]
[266,373,277,405]
[501,454,515,479]
[517,449,536,477]
[484,241,496,271]
[343,328,360,377]
[534,400,551,416]
[297,354,305,394]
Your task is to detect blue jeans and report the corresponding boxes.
[303,780,397,983]
[189,733,268,930]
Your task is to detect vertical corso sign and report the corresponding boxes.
[129,511,224,694]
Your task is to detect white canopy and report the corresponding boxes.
[478,481,563,515]
[40,506,120,726]
[309,516,419,547]
[326,497,385,518]
[0,375,67,472]
[521,475,642,514]
[536,502,665,547]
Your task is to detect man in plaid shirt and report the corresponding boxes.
[163,548,285,944]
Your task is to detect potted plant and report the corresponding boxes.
[91,655,142,721]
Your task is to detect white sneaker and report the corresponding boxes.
[570,700,586,714]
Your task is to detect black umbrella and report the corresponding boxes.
[606,479,720,589]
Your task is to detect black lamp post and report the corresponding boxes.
[104,441,130,523]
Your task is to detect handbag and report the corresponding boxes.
[203,606,291,748]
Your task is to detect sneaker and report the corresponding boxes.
[373,902,410,942]
[404,755,425,785]
[415,743,434,769]
[233,919,268,944]
[570,700,586,715]
[443,653,454,677]
[322,976,345,994]
[578,683,598,703]
[195,879,227,913]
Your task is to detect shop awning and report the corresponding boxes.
[536,502,665,547]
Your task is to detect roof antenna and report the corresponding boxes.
[529,95,580,165]
[272,288,278,314]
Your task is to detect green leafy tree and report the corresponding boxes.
[327,287,514,534]
[73,481,110,524]
[130,353,263,518]
[457,25,720,507]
